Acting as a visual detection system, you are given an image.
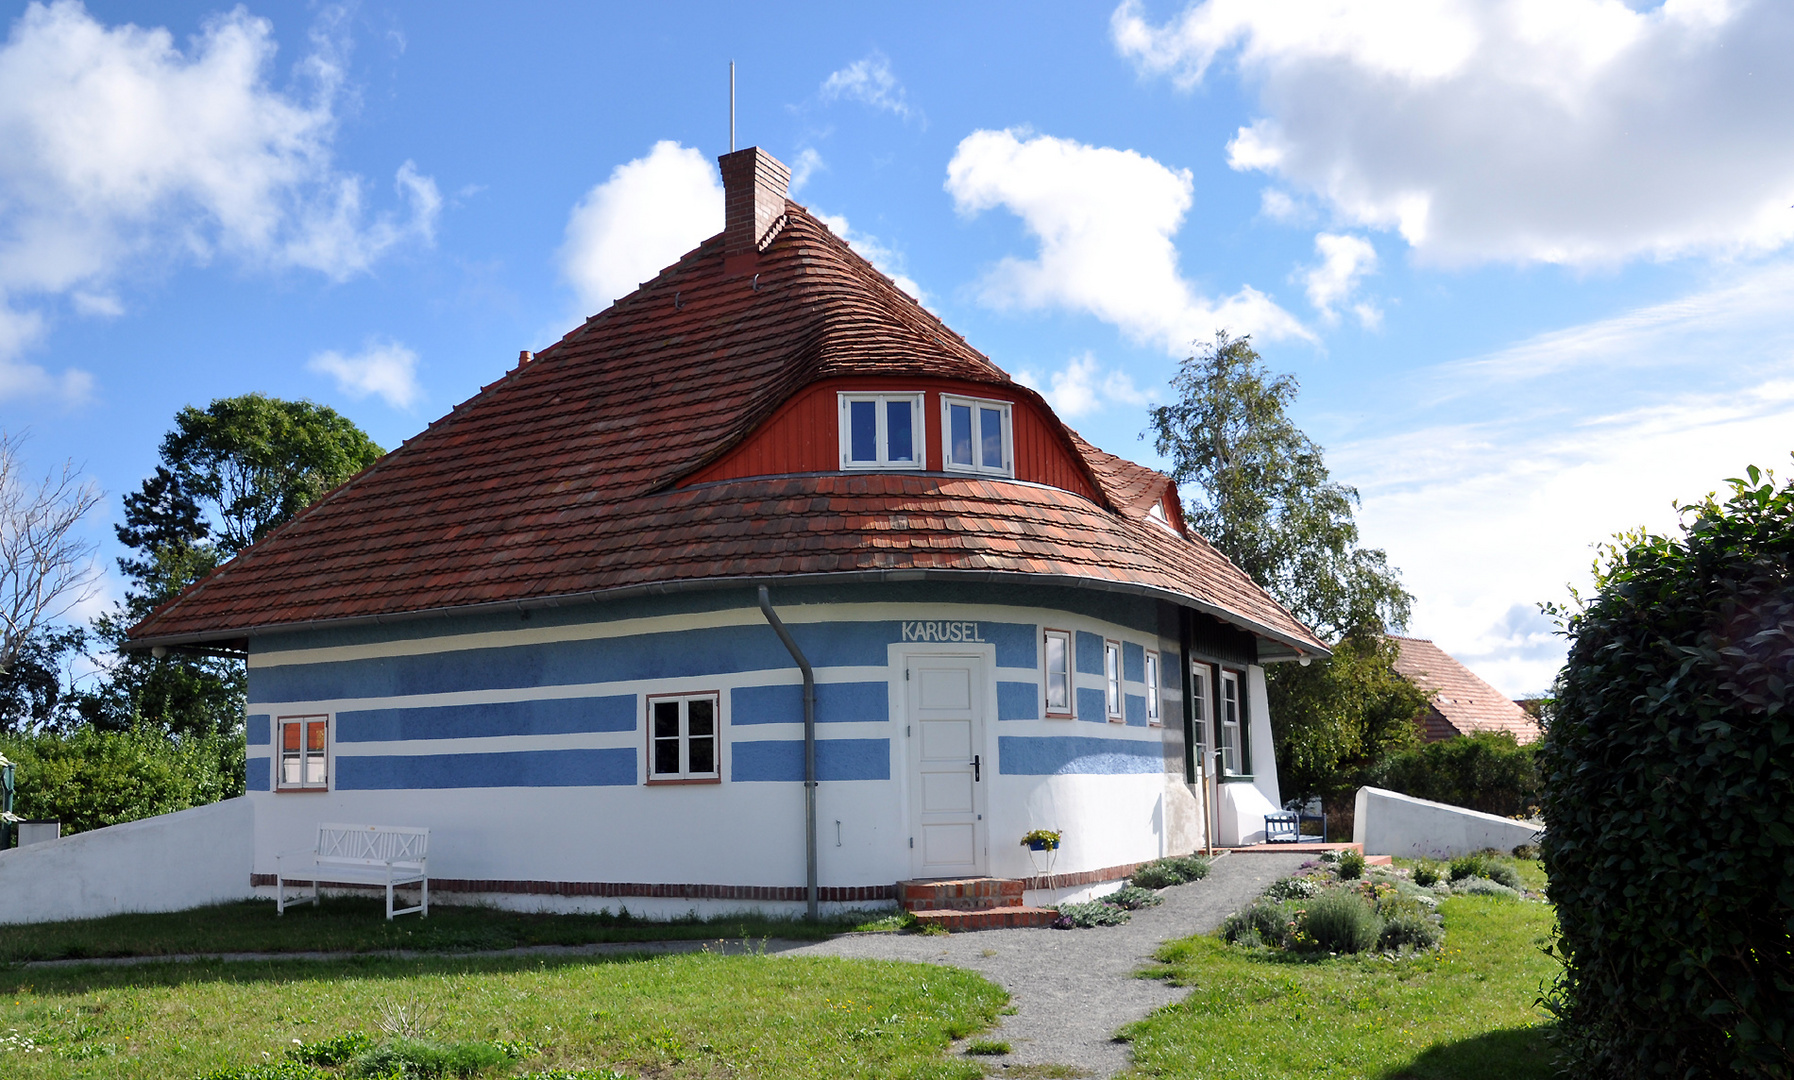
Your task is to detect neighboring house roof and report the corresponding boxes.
[1389,636,1541,744]
[125,151,1327,660]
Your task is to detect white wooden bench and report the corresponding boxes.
[276,823,430,919]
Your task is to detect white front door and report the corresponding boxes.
[907,654,987,878]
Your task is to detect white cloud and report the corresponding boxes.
[1015,352,1155,419]
[0,0,439,399]
[559,140,723,313]
[1114,0,1794,266]
[816,211,927,304]
[789,147,825,194]
[1302,233,1378,326]
[945,128,1309,353]
[1331,261,1794,694]
[307,337,421,409]
[820,51,919,122]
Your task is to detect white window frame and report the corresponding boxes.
[1190,662,1211,775]
[1145,650,1161,725]
[939,394,1014,477]
[1104,639,1123,721]
[277,714,330,791]
[1220,669,1244,775]
[839,392,925,470]
[647,692,722,783]
[1043,628,1073,717]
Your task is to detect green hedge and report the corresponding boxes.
[0,725,243,836]
[1365,730,1541,819]
[1542,466,1793,1078]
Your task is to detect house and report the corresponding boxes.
[1388,636,1540,744]
[125,147,1328,916]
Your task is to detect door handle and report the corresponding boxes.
[972,755,981,782]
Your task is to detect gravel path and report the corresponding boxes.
[784,851,1308,1078]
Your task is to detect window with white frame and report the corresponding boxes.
[941,395,1012,476]
[648,693,720,782]
[278,715,329,790]
[839,393,924,469]
[1220,669,1244,775]
[1190,662,1211,774]
[1144,651,1161,725]
[1104,639,1123,720]
[1043,629,1072,716]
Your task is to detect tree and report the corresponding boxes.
[1,431,102,677]
[1147,332,1420,809]
[88,395,384,736]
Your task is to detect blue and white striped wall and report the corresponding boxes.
[243,593,1228,913]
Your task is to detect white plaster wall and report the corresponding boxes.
[1215,780,1280,846]
[1353,786,1544,858]
[0,798,254,925]
[1246,665,1282,811]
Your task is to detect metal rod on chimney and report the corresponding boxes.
[730,61,736,152]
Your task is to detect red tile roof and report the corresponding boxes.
[126,202,1327,658]
[1389,636,1541,744]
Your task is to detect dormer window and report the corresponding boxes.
[941,395,1012,477]
[839,393,923,469]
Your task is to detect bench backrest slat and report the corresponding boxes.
[315,823,429,863]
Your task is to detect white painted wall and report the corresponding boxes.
[1215,779,1281,846]
[1246,665,1281,811]
[1353,786,1544,858]
[0,798,254,925]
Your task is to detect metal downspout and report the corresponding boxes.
[758,586,818,921]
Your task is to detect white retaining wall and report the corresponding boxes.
[1352,786,1543,858]
[0,797,255,925]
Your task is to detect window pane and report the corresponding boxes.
[688,735,715,774]
[849,400,877,461]
[979,407,1003,469]
[281,750,300,785]
[949,404,973,465]
[1145,655,1159,719]
[306,721,327,753]
[886,399,914,462]
[306,751,326,785]
[1045,634,1069,711]
[653,700,680,739]
[688,698,714,737]
[283,722,300,751]
[1105,643,1121,712]
[654,738,680,776]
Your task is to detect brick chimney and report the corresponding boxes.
[719,147,790,274]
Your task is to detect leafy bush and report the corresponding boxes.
[1101,884,1163,910]
[1365,730,1543,820]
[1336,849,1366,879]
[289,1031,374,1066]
[350,1038,511,1078]
[1054,900,1130,928]
[1300,889,1383,954]
[1452,878,1519,900]
[1221,900,1292,947]
[1448,854,1521,891]
[0,724,243,835]
[1542,465,1794,1077]
[1411,860,1442,887]
[1378,912,1443,951]
[1264,876,1320,901]
[1130,854,1211,889]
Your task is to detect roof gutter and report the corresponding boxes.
[124,568,1329,661]
[757,586,819,922]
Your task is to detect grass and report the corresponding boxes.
[1118,892,1561,1079]
[0,899,907,964]
[0,950,1008,1079]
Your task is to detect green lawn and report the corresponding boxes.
[0,951,1005,1079]
[1118,893,1560,1079]
[0,899,904,964]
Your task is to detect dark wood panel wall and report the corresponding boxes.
[682,377,1100,501]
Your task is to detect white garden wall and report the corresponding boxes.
[0,797,254,925]
[1352,786,1543,858]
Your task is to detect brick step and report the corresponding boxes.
[897,877,1026,912]
[911,906,1058,932]
[1366,855,1394,866]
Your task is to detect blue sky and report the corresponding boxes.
[4,0,1792,695]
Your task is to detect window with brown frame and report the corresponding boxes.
[647,693,720,783]
[277,715,330,791]
[1043,628,1073,717]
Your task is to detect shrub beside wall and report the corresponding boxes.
[1542,466,1793,1078]
[0,726,244,836]
[1365,730,1541,819]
